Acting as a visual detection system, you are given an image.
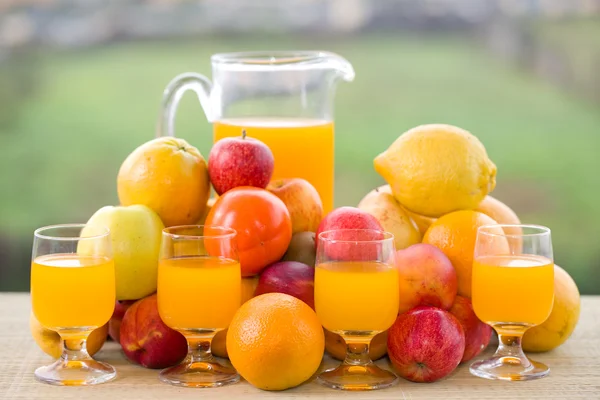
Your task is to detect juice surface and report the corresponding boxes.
[315,261,399,333]
[214,118,335,213]
[472,255,554,326]
[31,254,115,329]
[158,256,241,330]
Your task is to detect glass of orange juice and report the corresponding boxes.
[314,229,399,390]
[157,225,241,388]
[471,224,555,381]
[30,224,116,386]
[157,51,355,213]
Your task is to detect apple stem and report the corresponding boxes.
[242,129,247,139]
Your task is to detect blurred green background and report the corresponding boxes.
[1,2,599,293]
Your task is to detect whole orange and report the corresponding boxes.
[205,187,292,276]
[226,293,324,391]
[522,265,580,352]
[423,210,502,298]
[117,137,210,227]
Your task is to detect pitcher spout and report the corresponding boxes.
[321,52,355,82]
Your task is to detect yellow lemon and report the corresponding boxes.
[522,265,580,352]
[374,124,497,218]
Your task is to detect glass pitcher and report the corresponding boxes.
[156,51,354,213]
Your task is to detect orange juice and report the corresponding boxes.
[214,118,335,212]
[31,254,115,329]
[315,261,399,333]
[158,256,241,330]
[472,255,554,326]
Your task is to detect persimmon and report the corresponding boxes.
[205,187,292,276]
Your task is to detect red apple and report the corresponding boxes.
[255,261,315,309]
[267,178,323,234]
[449,296,493,362]
[120,294,188,369]
[315,206,384,262]
[108,300,136,342]
[208,131,274,195]
[395,243,457,314]
[388,306,465,383]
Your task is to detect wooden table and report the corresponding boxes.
[1,293,599,399]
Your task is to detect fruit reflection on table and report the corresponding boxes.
[30,123,581,391]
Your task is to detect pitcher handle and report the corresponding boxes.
[156,72,213,138]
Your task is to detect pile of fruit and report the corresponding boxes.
[30,124,582,390]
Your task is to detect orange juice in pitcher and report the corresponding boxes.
[214,118,335,211]
[157,52,354,212]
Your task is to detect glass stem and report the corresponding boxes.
[343,336,373,366]
[60,331,93,362]
[494,330,531,367]
[187,334,215,363]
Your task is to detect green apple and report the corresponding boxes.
[80,205,164,300]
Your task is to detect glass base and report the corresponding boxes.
[159,357,240,388]
[34,358,116,386]
[470,355,550,381]
[317,363,398,391]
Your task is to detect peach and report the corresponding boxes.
[395,243,457,314]
[108,300,136,342]
[267,178,323,234]
[358,187,421,250]
[120,294,187,369]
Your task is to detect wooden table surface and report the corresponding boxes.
[1,293,599,399]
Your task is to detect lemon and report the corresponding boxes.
[374,124,497,218]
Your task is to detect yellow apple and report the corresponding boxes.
[358,189,422,250]
[30,313,107,358]
[80,205,164,300]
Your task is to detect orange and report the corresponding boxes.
[212,276,259,358]
[523,265,581,352]
[324,328,388,361]
[423,210,503,298]
[205,187,292,276]
[117,137,210,227]
[226,293,324,391]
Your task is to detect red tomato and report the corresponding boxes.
[205,187,292,276]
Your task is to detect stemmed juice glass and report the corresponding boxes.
[30,224,116,385]
[471,224,555,381]
[157,225,241,388]
[314,229,399,390]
